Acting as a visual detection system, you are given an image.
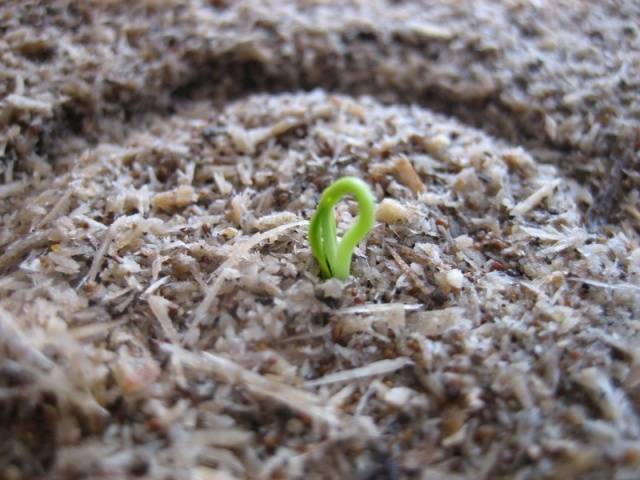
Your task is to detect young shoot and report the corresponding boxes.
[309,177,376,280]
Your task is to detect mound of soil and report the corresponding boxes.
[1,2,639,479]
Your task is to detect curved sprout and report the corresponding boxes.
[309,177,376,279]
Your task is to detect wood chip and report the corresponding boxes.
[393,155,425,194]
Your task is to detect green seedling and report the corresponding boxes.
[309,177,376,279]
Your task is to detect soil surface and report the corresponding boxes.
[1,1,639,479]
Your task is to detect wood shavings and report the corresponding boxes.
[387,245,433,302]
[148,295,181,344]
[408,307,470,337]
[392,155,425,194]
[376,198,412,223]
[382,386,414,407]
[0,230,52,272]
[47,251,81,275]
[0,305,54,371]
[404,21,453,40]
[228,194,248,226]
[567,277,640,293]
[152,185,196,210]
[67,319,128,340]
[1,3,639,475]
[194,467,240,480]
[191,220,307,336]
[213,172,233,195]
[230,118,304,154]
[441,423,468,447]
[252,212,299,231]
[305,357,413,387]
[0,181,26,198]
[445,269,464,290]
[4,93,53,115]
[335,303,408,334]
[164,345,343,428]
[112,353,161,394]
[551,305,581,334]
[501,148,536,173]
[36,188,73,228]
[83,215,136,285]
[521,225,589,255]
[574,367,637,435]
[511,179,561,215]
[192,429,253,448]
